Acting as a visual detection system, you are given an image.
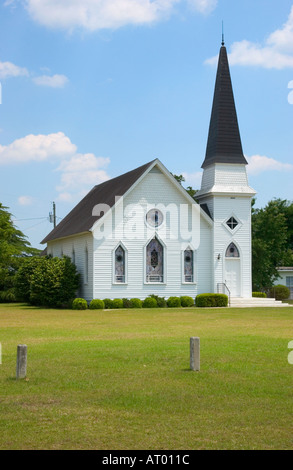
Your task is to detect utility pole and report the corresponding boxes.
[53,201,56,228]
[49,202,56,228]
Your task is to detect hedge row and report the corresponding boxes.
[72,293,230,310]
[72,295,195,310]
[252,292,267,298]
[195,293,228,308]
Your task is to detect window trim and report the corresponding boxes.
[181,246,197,284]
[223,214,242,235]
[112,242,128,285]
[84,245,89,285]
[144,235,166,285]
[225,242,240,259]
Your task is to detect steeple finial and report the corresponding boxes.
[221,21,225,46]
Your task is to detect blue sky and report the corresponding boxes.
[1,0,293,249]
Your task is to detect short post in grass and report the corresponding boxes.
[190,337,200,371]
[16,345,27,379]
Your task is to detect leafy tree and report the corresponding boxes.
[171,174,198,200]
[14,256,44,302]
[0,203,39,301]
[23,256,80,307]
[252,199,293,291]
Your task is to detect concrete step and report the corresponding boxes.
[230,297,291,308]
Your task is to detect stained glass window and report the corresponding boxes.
[115,245,125,283]
[146,238,163,283]
[184,249,194,283]
[225,243,240,258]
[85,246,89,284]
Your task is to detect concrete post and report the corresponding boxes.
[190,337,200,371]
[16,345,27,379]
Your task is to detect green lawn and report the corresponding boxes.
[0,303,293,450]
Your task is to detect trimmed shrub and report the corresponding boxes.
[143,297,158,308]
[89,299,105,310]
[252,292,267,298]
[195,293,228,308]
[180,296,194,307]
[103,298,113,309]
[122,298,132,308]
[148,294,167,308]
[130,298,143,308]
[72,298,88,310]
[112,298,124,309]
[167,296,181,308]
[269,285,290,301]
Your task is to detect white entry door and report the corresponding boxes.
[225,259,241,297]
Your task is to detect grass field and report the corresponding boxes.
[0,303,293,450]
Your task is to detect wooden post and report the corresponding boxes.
[190,337,200,371]
[16,345,27,379]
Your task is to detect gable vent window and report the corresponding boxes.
[226,217,238,230]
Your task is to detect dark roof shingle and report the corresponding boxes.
[41,160,155,244]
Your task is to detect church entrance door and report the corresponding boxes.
[225,259,241,297]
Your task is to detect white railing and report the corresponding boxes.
[217,283,231,306]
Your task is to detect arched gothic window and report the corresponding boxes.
[225,243,240,258]
[146,238,164,283]
[115,245,125,283]
[85,246,89,284]
[184,249,194,283]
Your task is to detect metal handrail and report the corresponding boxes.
[217,283,231,307]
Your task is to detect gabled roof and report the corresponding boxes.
[202,44,248,169]
[42,158,213,244]
[41,160,155,244]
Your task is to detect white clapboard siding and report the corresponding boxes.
[92,168,208,300]
[212,196,252,297]
[197,162,255,298]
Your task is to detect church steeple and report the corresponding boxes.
[202,44,248,169]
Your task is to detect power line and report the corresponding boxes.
[12,217,48,222]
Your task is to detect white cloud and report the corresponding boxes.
[0,132,77,165]
[267,5,293,53]
[56,153,110,193]
[246,155,293,175]
[18,195,34,206]
[20,0,217,31]
[227,41,293,70]
[33,74,68,88]
[0,131,111,201]
[205,6,293,69]
[187,0,217,15]
[0,61,29,79]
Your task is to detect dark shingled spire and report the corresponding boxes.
[202,44,248,169]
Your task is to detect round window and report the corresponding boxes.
[146,209,164,228]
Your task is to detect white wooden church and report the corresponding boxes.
[41,43,258,304]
